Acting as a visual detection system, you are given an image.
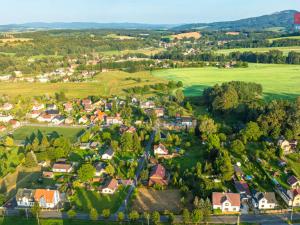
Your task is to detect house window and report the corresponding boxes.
[233,208,236,211]
[225,203,229,206]
[225,208,229,211]
[261,205,264,208]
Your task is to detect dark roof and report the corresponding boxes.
[257,192,277,204]
[287,175,299,186]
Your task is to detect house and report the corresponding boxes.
[101,179,119,194]
[63,102,73,112]
[9,119,21,129]
[16,188,35,207]
[80,143,90,150]
[46,104,57,110]
[45,109,59,116]
[84,104,94,113]
[94,162,107,177]
[43,171,54,179]
[52,163,73,173]
[101,148,115,160]
[140,101,155,109]
[0,125,6,132]
[234,165,244,178]
[94,110,106,121]
[1,103,13,111]
[32,103,44,111]
[287,176,300,189]
[288,188,300,207]
[34,189,60,208]
[153,108,165,117]
[105,116,123,125]
[254,192,277,210]
[212,192,241,213]
[37,114,54,123]
[64,117,74,125]
[154,143,169,155]
[90,142,99,149]
[278,139,293,154]
[52,115,65,125]
[82,99,92,106]
[0,114,13,123]
[78,116,89,124]
[148,164,169,186]
[28,110,40,119]
[180,117,194,127]
[119,125,136,134]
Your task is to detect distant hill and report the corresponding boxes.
[172,10,298,31]
[0,22,175,31]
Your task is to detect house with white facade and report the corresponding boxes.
[212,192,240,213]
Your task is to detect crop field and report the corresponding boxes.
[13,126,84,143]
[152,63,300,100]
[0,71,166,98]
[216,46,300,56]
[269,35,300,42]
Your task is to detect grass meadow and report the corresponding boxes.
[216,46,300,56]
[13,126,84,143]
[152,63,300,100]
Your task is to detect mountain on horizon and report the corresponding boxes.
[0,10,298,32]
[172,10,298,31]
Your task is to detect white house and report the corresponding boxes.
[101,148,115,160]
[154,143,169,155]
[1,103,13,111]
[32,104,45,111]
[101,179,119,194]
[37,114,54,123]
[105,116,123,125]
[78,116,89,124]
[212,192,240,213]
[9,120,21,129]
[52,116,65,125]
[254,192,277,210]
[52,163,73,173]
[16,189,35,207]
[34,189,60,209]
[95,162,107,177]
[0,115,13,123]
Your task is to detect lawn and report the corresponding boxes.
[152,63,300,100]
[71,187,129,213]
[0,70,166,98]
[216,46,300,56]
[286,153,300,178]
[99,48,163,56]
[13,126,84,143]
[0,217,131,225]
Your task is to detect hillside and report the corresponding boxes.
[173,10,298,31]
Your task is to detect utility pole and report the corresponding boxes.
[237,214,240,225]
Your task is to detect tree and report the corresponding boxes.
[24,152,38,168]
[143,212,151,225]
[151,211,160,225]
[102,208,111,219]
[192,209,203,225]
[89,208,98,221]
[231,139,245,154]
[129,210,140,222]
[78,164,95,182]
[5,136,14,147]
[41,136,49,148]
[182,208,190,224]
[117,212,125,224]
[198,116,218,140]
[67,209,77,219]
[216,150,234,181]
[31,202,41,225]
[175,89,185,104]
[241,121,262,142]
[106,164,115,176]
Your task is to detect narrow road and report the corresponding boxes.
[116,129,156,213]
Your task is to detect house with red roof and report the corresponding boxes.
[101,179,119,194]
[154,143,169,155]
[148,164,169,186]
[212,192,240,213]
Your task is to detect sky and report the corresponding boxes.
[0,0,299,25]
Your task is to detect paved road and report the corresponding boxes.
[117,129,156,213]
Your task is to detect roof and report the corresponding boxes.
[34,189,56,204]
[287,175,299,186]
[234,181,251,196]
[212,192,240,207]
[103,148,114,156]
[257,192,277,204]
[154,143,168,154]
[53,163,72,170]
[16,188,35,201]
[150,164,166,179]
[104,179,118,190]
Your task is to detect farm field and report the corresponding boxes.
[0,70,166,98]
[216,46,300,56]
[268,35,300,42]
[133,188,183,213]
[12,126,84,143]
[152,63,300,100]
[71,187,128,213]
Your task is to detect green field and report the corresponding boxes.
[152,64,300,99]
[269,35,300,42]
[13,126,84,143]
[0,71,165,98]
[71,187,128,213]
[99,48,163,56]
[216,46,300,56]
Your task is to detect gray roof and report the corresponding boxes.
[16,188,35,201]
[257,192,277,204]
